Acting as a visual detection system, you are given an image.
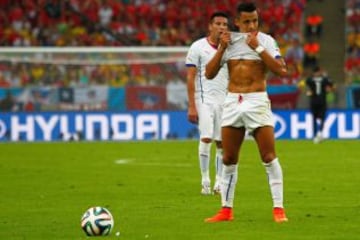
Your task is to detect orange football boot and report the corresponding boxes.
[205,207,234,223]
[273,207,288,223]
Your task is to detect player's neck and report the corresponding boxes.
[207,36,219,48]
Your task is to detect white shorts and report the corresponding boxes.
[221,92,274,133]
[196,101,223,141]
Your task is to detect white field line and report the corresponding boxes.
[114,159,192,168]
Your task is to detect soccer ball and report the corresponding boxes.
[81,206,114,236]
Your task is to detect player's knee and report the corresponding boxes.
[223,155,238,165]
[201,138,212,144]
[261,152,276,163]
[199,141,211,155]
[215,141,222,148]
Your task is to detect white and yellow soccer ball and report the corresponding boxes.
[81,206,114,236]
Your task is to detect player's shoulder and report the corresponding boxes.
[190,37,208,48]
[258,32,275,41]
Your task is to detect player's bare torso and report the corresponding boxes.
[227,59,267,93]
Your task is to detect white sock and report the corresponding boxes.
[317,131,322,138]
[221,164,238,208]
[199,141,211,184]
[263,158,284,208]
[215,148,223,183]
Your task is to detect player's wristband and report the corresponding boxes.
[255,45,265,54]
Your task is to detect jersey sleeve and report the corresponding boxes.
[325,77,333,87]
[263,35,282,59]
[185,43,199,68]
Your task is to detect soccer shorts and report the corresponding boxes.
[221,92,274,133]
[196,101,223,141]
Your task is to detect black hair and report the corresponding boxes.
[209,11,229,22]
[313,66,321,72]
[237,2,257,14]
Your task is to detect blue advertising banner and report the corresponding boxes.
[0,110,359,142]
[108,87,126,111]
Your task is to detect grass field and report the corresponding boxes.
[0,139,360,240]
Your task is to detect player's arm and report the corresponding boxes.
[205,46,226,79]
[326,78,335,92]
[260,54,288,77]
[186,66,198,124]
[205,32,230,79]
[247,33,288,77]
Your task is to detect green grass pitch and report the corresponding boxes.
[0,139,359,239]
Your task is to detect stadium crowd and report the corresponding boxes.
[0,0,358,88]
[0,0,305,47]
[345,0,360,85]
[0,0,306,88]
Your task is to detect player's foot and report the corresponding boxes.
[273,207,288,223]
[205,207,233,223]
[314,133,323,144]
[201,183,212,195]
[213,182,221,195]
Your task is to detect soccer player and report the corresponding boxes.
[306,66,334,143]
[204,2,288,223]
[186,12,229,195]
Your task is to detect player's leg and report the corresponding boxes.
[311,105,318,137]
[213,140,223,194]
[199,138,212,194]
[205,126,245,222]
[312,105,323,143]
[253,126,288,223]
[197,103,214,195]
[316,105,326,142]
[221,126,245,207]
[213,104,223,194]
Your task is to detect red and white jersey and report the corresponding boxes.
[186,37,229,104]
[222,31,281,63]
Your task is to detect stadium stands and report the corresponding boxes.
[0,0,305,47]
[345,0,360,85]
[0,0,306,88]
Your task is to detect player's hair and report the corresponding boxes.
[209,11,229,23]
[237,2,257,14]
[313,66,321,72]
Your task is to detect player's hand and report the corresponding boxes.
[187,107,198,124]
[219,31,231,50]
[246,31,259,50]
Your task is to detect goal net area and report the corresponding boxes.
[0,47,189,112]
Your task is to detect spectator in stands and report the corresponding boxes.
[285,38,304,69]
[346,0,360,32]
[98,0,113,27]
[0,72,10,87]
[303,38,320,70]
[305,11,323,39]
[345,48,360,85]
[0,90,15,112]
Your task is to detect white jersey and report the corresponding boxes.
[186,37,228,104]
[221,32,281,63]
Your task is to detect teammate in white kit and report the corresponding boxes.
[186,11,229,195]
[204,2,289,223]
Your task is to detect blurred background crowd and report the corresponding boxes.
[0,0,359,109]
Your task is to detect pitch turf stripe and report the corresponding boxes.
[114,159,192,167]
